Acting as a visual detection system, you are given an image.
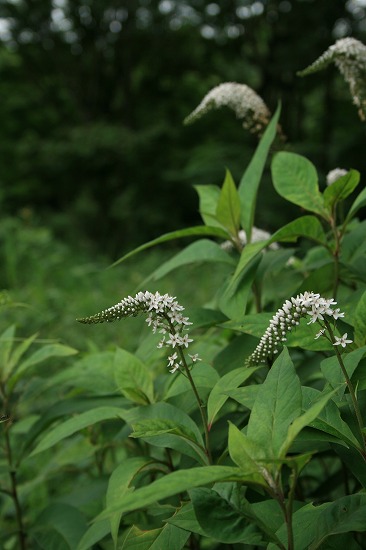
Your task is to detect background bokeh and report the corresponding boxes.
[0,0,365,258]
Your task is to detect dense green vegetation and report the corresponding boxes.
[1,1,366,549]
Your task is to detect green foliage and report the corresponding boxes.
[3,30,366,550]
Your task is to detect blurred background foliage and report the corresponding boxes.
[0,0,365,256]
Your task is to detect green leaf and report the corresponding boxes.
[216,169,241,236]
[167,502,206,535]
[320,346,366,399]
[271,152,328,219]
[207,367,258,427]
[309,494,366,549]
[226,385,259,411]
[345,186,366,224]
[270,215,327,246]
[107,458,151,549]
[226,241,267,293]
[121,524,190,550]
[32,503,88,550]
[114,348,154,405]
[111,226,229,267]
[279,389,337,457]
[8,343,78,391]
[145,238,235,282]
[2,331,38,382]
[247,348,302,462]
[194,184,222,227]
[190,487,263,544]
[0,325,15,381]
[76,520,111,550]
[354,290,366,347]
[165,363,219,400]
[323,170,360,211]
[95,466,244,522]
[301,387,359,450]
[228,423,268,485]
[219,253,261,318]
[130,419,197,442]
[239,104,281,240]
[223,312,273,337]
[29,406,123,456]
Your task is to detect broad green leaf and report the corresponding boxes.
[76,520,111,550]
[228,423,267,485]
[2,331,38,382]
[29,406,123,456]
[121,402,207,464]
[8,343,78,390]
[301,387,359,449]
[323,169,360,211]
[32,503,88,550]
[279,389,337,457]
[95,466,244,521]
[271,152,328,219]
[239,104,281,240]
[186,307,228,329]
[166,502,206,536]
[216,169,241,236]
[309,494,366,549]
[194,184,222,228]
[111,226,229,267]
[207,367,258,427]
[190,487,263,544]
[354,290,366,346]
[114,348,154,405]
[345,186,366,224]
[145,239,235,282]
[107,458,150,549]
[247,348,302,463]
[268,502,330,550]
[320,346,366,399]
[121,524,190,550]
[226,385,259,411]
[270,215,327,246]
[223,312,272,337]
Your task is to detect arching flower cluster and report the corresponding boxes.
[247,291,350,365]
[77,291,199,374]
[184,82,271,135]
[298,37,366,121]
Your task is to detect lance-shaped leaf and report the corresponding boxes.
[247,348,302,463]
[121,524,190,550]
[111,226,229,267]
[354,290,366,347]
[345,185,366,224]
[94,466,245,522]
[228,423,268,486]
[320,345,366,399]
[216,169,241,237]
[194,184,222,228]
[239,104,281,241]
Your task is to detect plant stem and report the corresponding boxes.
[324,320,366,457]
[330,215,341,299]
[2,421,27,549]
[177,346,213,464]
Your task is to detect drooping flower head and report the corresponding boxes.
[298,38,366,121]
[184,82,271,135]
[77,291,197,373]
[247,291,350,365]
[326,168,348,186]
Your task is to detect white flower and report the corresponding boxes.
[189,353,201,362]
[177,334,193,348]
[168,352,178,366]
[298,38,366,121]
[332,308,345,320]
[315,329,326,339]
[166,333,181,348]
[184,82,271,134]
[333,333,353,348]
[221,227,279,252]
[326,168,348,186]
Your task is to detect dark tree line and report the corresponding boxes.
[0,0,365,255]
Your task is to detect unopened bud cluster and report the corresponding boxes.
[77,291,199,374]
[247,291,348,365]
